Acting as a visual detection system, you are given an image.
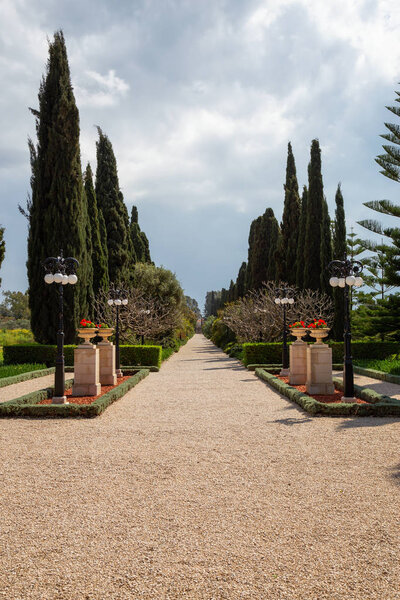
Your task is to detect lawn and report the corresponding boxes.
[0,363,47,379]
[355,356,400,375]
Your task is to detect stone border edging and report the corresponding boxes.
[255,368,400,417]
[0,367,55,388]
[353,365,400,385]
[0,369,149,418]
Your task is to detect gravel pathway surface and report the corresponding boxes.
[334,370,400,400]
[0,373,58,403]
[1,334,400,599]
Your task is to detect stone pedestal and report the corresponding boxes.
[98,341,117,385]
[72,343,101,396]
[306,343,334,395]
[289,340,307,385]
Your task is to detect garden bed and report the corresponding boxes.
[0,369,149,418]
[38,376,131,405]
[255,368,400,417]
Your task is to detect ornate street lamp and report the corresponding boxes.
[274,287,295,375]
[43,250,79,403]
[107,288,128,376]
[328,257,363,399]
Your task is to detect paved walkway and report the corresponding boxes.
[0,373,60,403]
[1,334,400,599]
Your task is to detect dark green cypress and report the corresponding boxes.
[320,197,332,295]
[130,205,152,263]
[303,140,325,289]
[236,262,247,298]
[95,128,134,282]
[296,186,308,288]
[0,226,4,287]
[332,184,346,339]
[247,208,281,290]
[27,31,92,343]
[277,143,301,284]
[84,164,109,295]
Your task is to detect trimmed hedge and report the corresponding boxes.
[255,368,400,417]
[3,344,162,368]
[353,366,400,385]
[243,341,399,367]
[0,369,149,418]
[0,367,55,389]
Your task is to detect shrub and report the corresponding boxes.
[4,344,162,368]
[0,328,35,345]
[210,318,236,349]
[202,315,216,338]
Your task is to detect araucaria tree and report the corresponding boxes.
[27,31,92,343]
[84,164,109,296]
[95,127,135,282]
[332,184,346,339]
[303,139,326,289]
[277,142,301,284]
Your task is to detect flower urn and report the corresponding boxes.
[77,328,96,346]
[308,328,330,344]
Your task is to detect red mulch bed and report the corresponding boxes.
[277,376,369,405]
[39,376,131,405]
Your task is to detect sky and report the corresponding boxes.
[1,0,400,310]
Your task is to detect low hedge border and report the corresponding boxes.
[0,369,149,418]
[0,367,55,388]
[353,366,400,385]
[255,368,400,417]
[247,363,343,372]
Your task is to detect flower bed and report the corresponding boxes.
[38,376,131,405]
[277,376,368,405]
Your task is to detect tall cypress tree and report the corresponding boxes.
[236,262,247,298]
[95,128,134,283]
[0,226,4,287]
[130,205,152,263]
[27,31,92,343]
[303,139,325,289]
[332,184,346,339]
[84,164,109,295]
[277,143,301,284]
[247,208,281,290]
[296,186,308,288]
[320,198,332,295]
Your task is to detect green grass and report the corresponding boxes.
[0,363,47,379]
[355,356,400,375]
[0,329,36,346]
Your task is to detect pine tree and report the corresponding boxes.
[320,198,332,295]
[236,262,247,298]
[0,226,5,287]
[27,31,92,343]
[130,205,152,263]
[84,164,109,296]
[95,128,134,283]
[332,184,346,340]
[296,186,308,288]
[303,140,325,289]
[277,143,301,284]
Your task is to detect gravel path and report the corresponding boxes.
[1,334,400,599]
[334,370,400,400]
[0,373,57,403]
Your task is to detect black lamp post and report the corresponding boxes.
[43,250,79,403]
[328,258,363,399]
[107,288,128,376]
[274,287,295,375]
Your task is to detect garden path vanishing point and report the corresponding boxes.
[1,333,400,600]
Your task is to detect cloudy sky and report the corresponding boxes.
[1,0,399,309]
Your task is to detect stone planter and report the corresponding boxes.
[96,328,117,385]
[289,328,307,385]
[289,327,307,342]
[308,328,330,344]
[96,327,114,342]
[77,327,97,347]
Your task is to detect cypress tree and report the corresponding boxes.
[320,198,332,295]
[228,279,235,302]
[332,184,346,339]
[247,208,281,290]
[0,226,4,287]
[296,186,308,288]
[95,128,134,282]
[84,164,109,295]
[236,262,247,298]
[303,140,325,289]
[130,205,152,263]
[265,209,281,282]
[27,31,92,343]
[277,143,301,284]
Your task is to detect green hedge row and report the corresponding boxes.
[0,367,55,389]
[243,341,399,367]
[0,369,149,418]
[255,368,400,416]
[3,344,162,368]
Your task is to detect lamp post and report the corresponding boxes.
[140,309,150,345]
[107,288,128,376]
[328,258,363,400]
[43,250,79,403]
[274,287,295,376]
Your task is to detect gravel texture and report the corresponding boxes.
[1,334,400,600]
[0,373,62,403]
[334,370,400,400]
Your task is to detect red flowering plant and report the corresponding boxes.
[289,321,306,328]
[79,319,96,328]
[307,318,328,329]
[96,323,110,329]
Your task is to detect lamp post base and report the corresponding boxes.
[116,369,123,378]
[52,396,68,404]
[342,396,356,403]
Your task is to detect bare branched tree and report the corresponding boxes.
[222,281,333,342]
